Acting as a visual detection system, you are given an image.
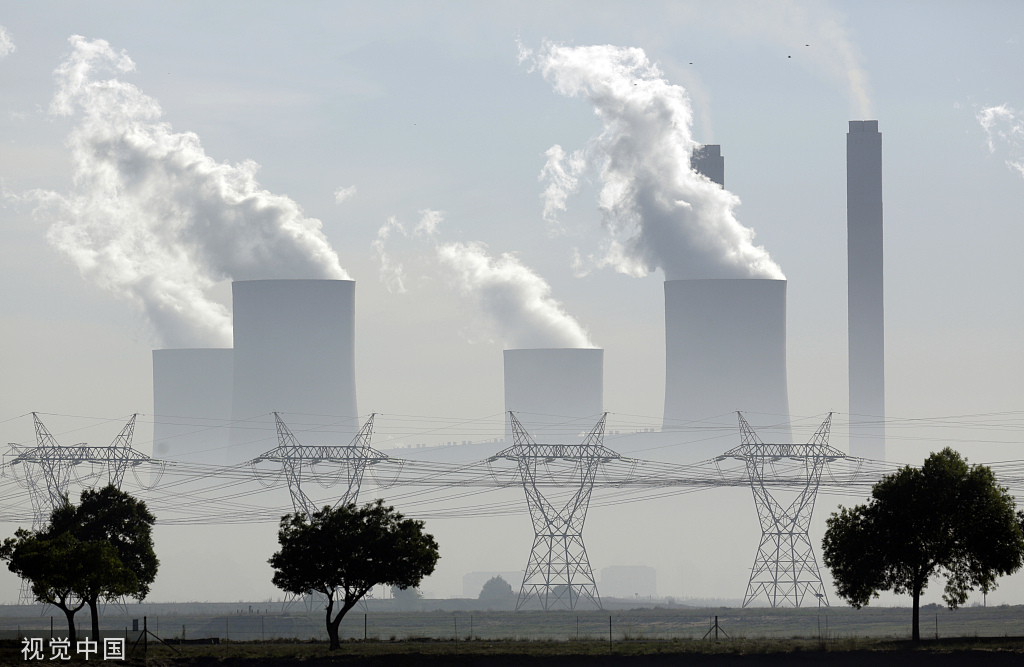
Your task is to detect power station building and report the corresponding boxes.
[847,121,885,460]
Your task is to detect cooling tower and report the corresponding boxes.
[152,348,233,465]
[503,348,603,441]
[230,279,358,462]
[662,279,791,456]
[847,120,885,461]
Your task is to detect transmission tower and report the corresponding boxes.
[7,413,147,529]
[719,412,843,607]
[251,413,387,517]
[491,412,616,611]
[5,413,149,604]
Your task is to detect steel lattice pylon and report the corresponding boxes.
[719,412,844,607]
[5,412,149,604]
[251,413,387,516]
[491,412,617,611]
[6,413,147,529]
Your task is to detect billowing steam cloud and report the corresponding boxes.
[0,25,14,59]
[369,211,590,348]
[978,105,1024,179]
[24,36,347,347]
[526,43,784,281]
[437,242,594,349]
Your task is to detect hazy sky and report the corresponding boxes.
[2,1,1023,605]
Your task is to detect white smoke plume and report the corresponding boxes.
[371,216,408,294]
[714,0,871,119]
[24,36,348,347]
[414,208,443,237]
[978,105,1024,179]
[539,144,585,232]
[526,43,784,281]
[0,25,14,59]
[437,241,595,349]
[334,185,357,204]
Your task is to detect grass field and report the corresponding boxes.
[2,602,1022,642]
[0,603,1021,664]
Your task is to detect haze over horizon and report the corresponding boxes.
[1,1,1023,607]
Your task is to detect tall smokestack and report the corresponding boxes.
[503,348,603,440]
[847,121,885,460]
[691,145,724,188]
[152,348,233,465]
[662,279,791,456]
[230,280,358,461]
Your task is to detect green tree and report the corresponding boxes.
[822,448,1024,641]
[478,575,513,600]
[269,500,439,650]
[0,486,158,641]
[47,486,159,640]
[0,530,88,640]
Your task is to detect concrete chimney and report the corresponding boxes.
[230,279,358,461]
[691,144,724,188]
[503,348,603,441]
[152,348,233,465]
[847,120,885,460]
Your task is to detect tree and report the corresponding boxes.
[0,486,158,641]
[822,448,1024,641]
[478,575,513,600]
[390,584,422,600]
[47,486,159,640]
[269,500,440,650]
[0,531,89,640]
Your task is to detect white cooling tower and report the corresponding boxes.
[152,348,233,465]
[230,279,358,461]
[503,348,603,441]
[847,120,885,461]
[662,279,791,455]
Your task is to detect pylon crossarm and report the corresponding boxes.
[255,414,382,515]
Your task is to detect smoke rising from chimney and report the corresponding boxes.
[0,25,14,59]
[22,36,348,347]
[437,241,595,349]
[978,105,1024,179]
[334,185,357,204]
[526,43,784,281]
